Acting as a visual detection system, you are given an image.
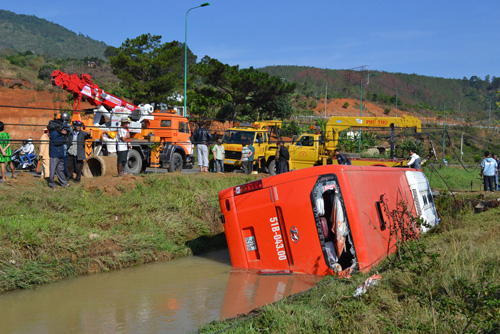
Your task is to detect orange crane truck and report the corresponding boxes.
[51,70,194,174]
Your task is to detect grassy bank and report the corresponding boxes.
[0,172,257,292]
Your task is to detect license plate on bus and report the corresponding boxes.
[245,236,257,251]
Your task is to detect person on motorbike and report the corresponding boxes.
[19,138,36,168]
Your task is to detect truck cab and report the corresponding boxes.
[219,165,438,276]
[287,133,323,170]
[222,121,281,172]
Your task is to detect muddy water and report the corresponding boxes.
[0,249,320,334]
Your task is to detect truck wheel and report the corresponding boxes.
[268,160,277,176]
[127,150,143,175]
[169,152,183,172]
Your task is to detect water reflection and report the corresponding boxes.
[0,249,319,334]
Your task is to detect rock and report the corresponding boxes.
[89,233,100,240]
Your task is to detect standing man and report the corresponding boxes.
[116,117,131,176]
[277,141,290,174]
[48,124,70,189]
[481,151,498,193]
[493,153,499,191]
[66,120,90,183]
[192,121,212,172]
[212,140,225,173]
[240,141,255,174]
[39,128,50,179]
[407,149,421,169]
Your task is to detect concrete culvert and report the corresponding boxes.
[83,156,117,178]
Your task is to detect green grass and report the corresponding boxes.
[423,165,484,192]
[0,173,258,292]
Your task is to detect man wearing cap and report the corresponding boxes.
[66,120,90,183]
[19,138,35,168]
[116,116,131,176]
[39,128,50,179]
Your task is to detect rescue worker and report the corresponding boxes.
[407,149,421,169]
[116,117,131,176]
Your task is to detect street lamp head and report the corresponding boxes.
[201,2,210,6]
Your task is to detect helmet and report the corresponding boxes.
[27,138,32,142]
[60,112,71,122]
[121,116,131,123]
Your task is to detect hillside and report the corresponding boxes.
[0,10,107,59]
[260,66,500,124]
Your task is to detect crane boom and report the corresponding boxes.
[325,115,421,149]
[51,70,137,112]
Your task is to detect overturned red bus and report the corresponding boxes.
[218,165,439,276]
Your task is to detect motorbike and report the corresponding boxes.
[10,149,39,172]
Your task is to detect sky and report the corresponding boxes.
[2,0,499,80]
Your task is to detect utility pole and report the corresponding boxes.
[324,81,328,119]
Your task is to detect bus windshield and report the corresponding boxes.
[222,130,256,144]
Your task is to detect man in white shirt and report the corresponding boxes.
[407,149,421,169]
[116,117,131,176]
[19,138,36,168]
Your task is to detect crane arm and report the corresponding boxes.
[324,115,422,150]
[51,70,137,112]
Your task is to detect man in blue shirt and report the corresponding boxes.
[480,151,498,193]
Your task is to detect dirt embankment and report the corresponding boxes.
[314,98,397,118]
[0,85,67,143]
[0,83,94,147]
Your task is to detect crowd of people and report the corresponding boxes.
[0,113,132,188]
[2,118,500,193]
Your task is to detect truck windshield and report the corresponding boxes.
[222,130,256,144]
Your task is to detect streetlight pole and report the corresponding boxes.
[442,99,455,163]
[184,2,210,117]
[359,73,377,153]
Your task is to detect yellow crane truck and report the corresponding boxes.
[221,120,282,172]
[266,115,422,175]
